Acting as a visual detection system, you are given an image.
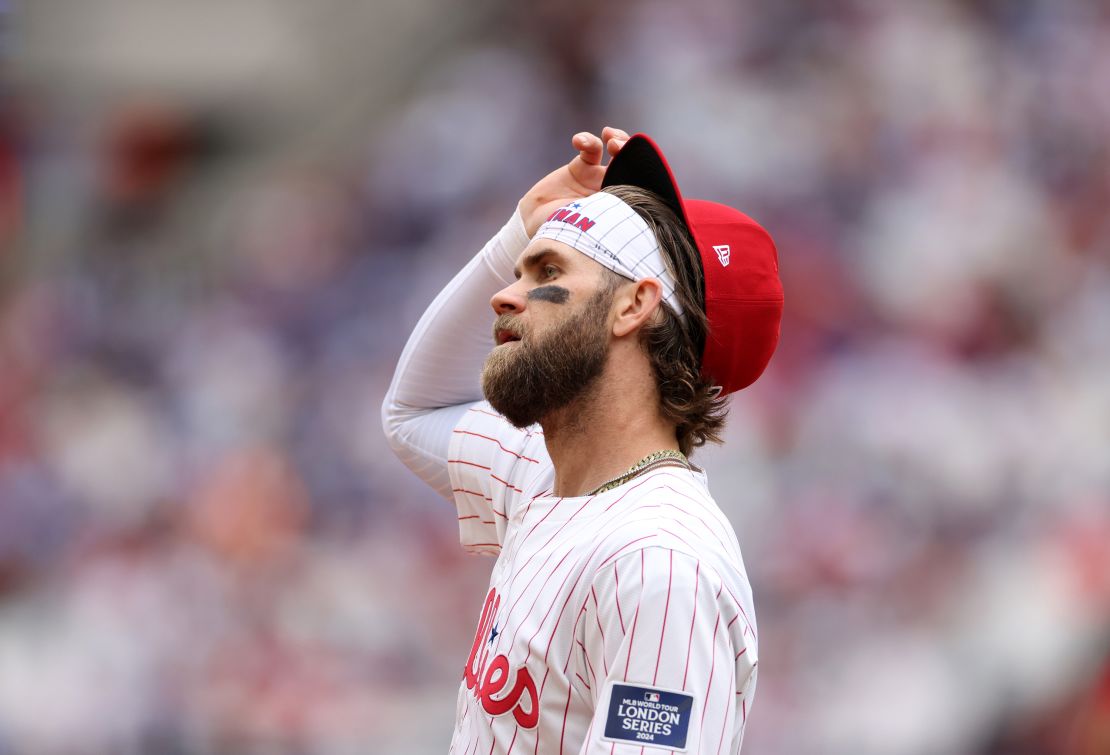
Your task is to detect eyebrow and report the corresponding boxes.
[513,247,566,280]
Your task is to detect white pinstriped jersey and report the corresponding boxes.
[447,402,758,754]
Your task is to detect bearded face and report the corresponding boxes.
[480,286,614,429]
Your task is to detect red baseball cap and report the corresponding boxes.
[602,134,784,394]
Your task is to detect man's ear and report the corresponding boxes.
[612,278,664,338]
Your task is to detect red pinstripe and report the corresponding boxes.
[465,405,545,434]
[715,688,729,755]
[518,475,658,562]
[547,530,639,671]
[518,496,593,552]
[503,498,565,568]
[523,564,580,666]
[653,498,734,558]
[453,428,542,462]
[651,550,674,685]
[500,546,576,653]
[533,667,551,755]
[682,562,701,690]
[654,525,707,561]
[492,493,600,624]
[513,496,568,543]
[515,528,634,737]
[731,604,757,642]
[467,406,501,417]
[496,494,604,648]
[454,487,493,501]
[657,485,733,552]
[497,477,688,683]
[699,613,722,730]
[467,405,510,421]
[597,534,656,569]
[520,488,549,520]
[578,640,598,687]
[601,472,683,513]
[559,606,588,672]
[550,515,705,732]
[722,584,757,641]
[522,484,699,702]
[613,563,625,633]
[490,473,524,493]
[495,544,565,637]
[608,475,737,557]
[557,678,574,754]
[650,527,757,646]
[516,521,660,716]
[453,691,472,752]
[590,588,609,675]
[621,551,645,680]
[450,458,492,470]
[719,648,739,755]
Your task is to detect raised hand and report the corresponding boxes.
[519,127,631,236]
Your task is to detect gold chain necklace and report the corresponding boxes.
[586,449,691,496]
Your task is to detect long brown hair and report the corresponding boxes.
[602,185,728,456]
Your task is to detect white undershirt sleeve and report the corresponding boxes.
[381,208,531,500]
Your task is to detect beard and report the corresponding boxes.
[481,288,612,429]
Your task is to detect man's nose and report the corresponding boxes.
[490,282,527,315]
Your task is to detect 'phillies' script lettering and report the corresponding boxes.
[464,588,539,728]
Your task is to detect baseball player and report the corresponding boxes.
[382,127,783,753]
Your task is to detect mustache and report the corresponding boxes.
[492,314,526,343]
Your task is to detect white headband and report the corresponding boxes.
[532,192,683,315]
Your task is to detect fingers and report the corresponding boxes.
[601,126,630,143]
[572,127,632,165]
[601,126,631,157]
[572,131,604,165]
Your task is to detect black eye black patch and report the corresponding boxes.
[527,285,570,304]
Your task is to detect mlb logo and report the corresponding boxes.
[713,244,731,267]
[644,692,661,703]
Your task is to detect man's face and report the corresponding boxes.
[481,241,619,429]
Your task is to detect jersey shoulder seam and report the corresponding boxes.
[590,543,721,586]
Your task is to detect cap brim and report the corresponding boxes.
[602,134,690,228]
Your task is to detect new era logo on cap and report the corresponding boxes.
[713,244,731,267]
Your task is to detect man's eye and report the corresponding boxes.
[543,265,559,278]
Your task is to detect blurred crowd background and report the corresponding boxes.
[2,1,1109,753]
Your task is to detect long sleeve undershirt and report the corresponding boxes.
[381,209,531,500]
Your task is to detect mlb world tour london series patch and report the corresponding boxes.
[602,682,695,750]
